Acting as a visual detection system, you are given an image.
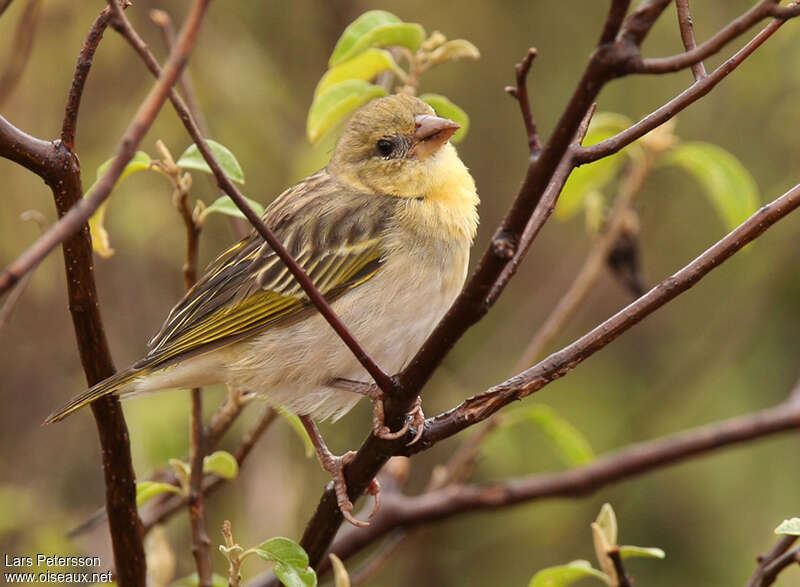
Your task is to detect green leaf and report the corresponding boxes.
[619,545,666,559]
[555,113,635,221]
[86,151,152,258]
[329,10,424,66]
[177,139,245,184]
[419,93,469,143]
[329,553,351,587]
[665,141,759,231]
[255,537,317,587]
[307,80,387,144]
[172,572,229,587]
[528,560,611,587]
[511,404,595,466]
[775,518,800,536]
[278,407,314,458]
[315,48,403,97]
[198,195,265,223]
[426,39,480,66]
[202,450,238,479]
[135,481,181,507]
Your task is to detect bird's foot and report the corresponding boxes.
[332,379,425,445]
[299,416,380,527]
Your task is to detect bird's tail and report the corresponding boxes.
[43,368,142,424]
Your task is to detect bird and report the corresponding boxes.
[45,93,480,525]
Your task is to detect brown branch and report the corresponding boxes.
[576,9,797,164]
[635,1,800,75]
[108,7,395,397]
[61,6,113,151]
[188,388,213,587]
[162,142,213,586]
[0,0,41,108]
[149,8,209,137]
[314,396,800,572]
[419,182,800,446]
[758,546,800,586]
[675,0,707,80]
[0,0,212,298]
[0,0,15,18]
[608,548,633,587]
[504,48,541,155]
[598,0,632,45]
[747,533,799,587]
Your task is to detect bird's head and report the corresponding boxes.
[329,94,463,199]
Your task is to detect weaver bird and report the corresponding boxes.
[45,94,479,525]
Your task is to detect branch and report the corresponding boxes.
[675,0,707,80]
[61,6,113,151]
[608,549,633,587]
[504,48,541,154]
[598,0,632,45]
[420,182,800,445]
[747,533,800,587]
[636,1,800,75]
[0,0,41,108]
[108,7,395,396]
[317,395,800,571]
[576,8,798,164]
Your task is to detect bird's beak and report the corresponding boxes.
[409,114,460,160]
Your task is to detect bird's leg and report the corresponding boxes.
[298,415,380,527]
[331,379,425,444]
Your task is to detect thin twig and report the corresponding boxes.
[162,140,213,587]
[149,8,209,137]
[0,0,41,108]
[759,546,800,586]
[504,48,541,154]
[608,549,633,587]
[61,6,113,150]
[747,533,799,587]
[0,0,15,18]
[675,0,707,80]
[188,388,213,586]
[599,0,632,45]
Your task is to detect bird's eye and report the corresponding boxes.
[376,139,395,158]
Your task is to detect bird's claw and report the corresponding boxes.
[372,395,425,445]
[326,451,381,527]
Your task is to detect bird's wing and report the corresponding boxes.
[137,170,392,370]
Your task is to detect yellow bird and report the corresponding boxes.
[45,94,479,525]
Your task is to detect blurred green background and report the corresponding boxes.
[2,1,800,585]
